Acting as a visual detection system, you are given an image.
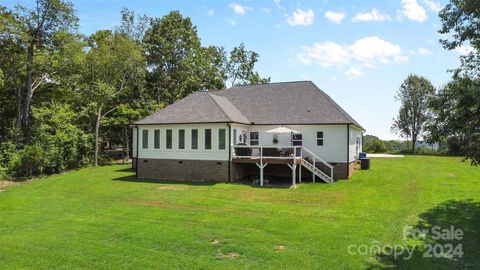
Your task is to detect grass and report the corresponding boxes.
[0,156,479,269]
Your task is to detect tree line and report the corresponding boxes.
[391,0,480,165]
[0,0,269,178]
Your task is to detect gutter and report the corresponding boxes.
[347,124,350,180]
[227,123,232,183]
[136,124,139,178]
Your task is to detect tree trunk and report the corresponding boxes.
[94,105,103,166]
[21,44,35,144]
[124,126,130,162]
[412,135,417,153]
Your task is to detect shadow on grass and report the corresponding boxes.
[112,174,219,186]
[369,199,480,269]
[115,167,135,172]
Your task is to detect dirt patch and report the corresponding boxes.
[274,245,285,251]
[210,239,220,245]
[0,180,20,192]
[218,250,240,259]
[157,185,191,191]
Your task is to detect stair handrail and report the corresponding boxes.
[301,146,333,182]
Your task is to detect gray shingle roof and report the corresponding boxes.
[135,81,364,130]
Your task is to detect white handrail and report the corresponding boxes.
[301,146,333,169]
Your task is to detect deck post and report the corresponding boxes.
[313,159,316,183]
[288,163,296,188]
[256,163,268,187]
[299,162,302,183]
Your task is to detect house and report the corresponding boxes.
[131,81,364,186]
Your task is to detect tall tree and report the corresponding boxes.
[84,31,145,166]
[439,0,480,76]
[144,11,203,104]
[433,0,480,164]
[391,74,435,152]
[226,43,270,86]
[1,0,77,143]
[427,74,480,165]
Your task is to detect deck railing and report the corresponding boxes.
[232,145,334,183]
[231,145,302,160]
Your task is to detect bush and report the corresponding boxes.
[9,145,44,177]
[32,104,93,174]
[364,139,387,153]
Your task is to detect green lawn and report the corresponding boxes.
[0,156,479,269]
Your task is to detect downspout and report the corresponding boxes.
[227,123,232,183]
[136,125,139,178]
[347,124,350,179]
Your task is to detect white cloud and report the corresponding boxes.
[400,0,427,22]
[324,11,346,24]
[345,67,364,78]
[229,3,247,16]
[262,7,271,14]
[298,41,350,66]
[412,48,433,55]
[424,0,442,12]
[287,9,315,26]
[298,36,408,78]
[352,8,391,22]
[455,45,474,55]
[207,9,214,16]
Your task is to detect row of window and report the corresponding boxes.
[142,128,226,150]
[141,129,325,150]
[248,131,324,146]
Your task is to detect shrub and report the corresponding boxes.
[31,104,93,174]
[9,145,44,178]
[364,139,387,153]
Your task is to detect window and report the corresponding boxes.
[205,129,211,149]
[250,132,259,145]
[292,133,302,146]
[166,129,172,149]
[142,130,149,149]
[218,129,226,150]
[233,129,237,145]
[154,130,160,149]
[191,129,198,149]
[317,131,324,146]
[178,129,185,149]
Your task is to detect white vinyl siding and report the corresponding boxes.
[349,126,363,162]
[132,127,137,157]
[133,123,356,163]
[245,125,349,163]
[136,123,229,161]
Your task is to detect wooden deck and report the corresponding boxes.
[232,157,302,165]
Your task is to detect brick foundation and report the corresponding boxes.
[137,158,229,182]
[136,158,356,182]
[132,157,137,169]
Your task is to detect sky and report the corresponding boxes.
[3,0,469,140]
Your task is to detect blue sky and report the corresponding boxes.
[4,0,469,140]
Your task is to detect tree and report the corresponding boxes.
[427,74,480,165]
[391,74,435,152]
[116,8,150,43]
[226,43,270,86]
[84,31,145,166]
[2,0,77,143]
[144,11,203,104]
[434,0,480,164]
[439,0,480,76]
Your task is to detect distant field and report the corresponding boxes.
[0,156,479,269]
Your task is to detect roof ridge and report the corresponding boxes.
[208,93,250,124]
[207,93,231,120]
[228,80,312,88]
